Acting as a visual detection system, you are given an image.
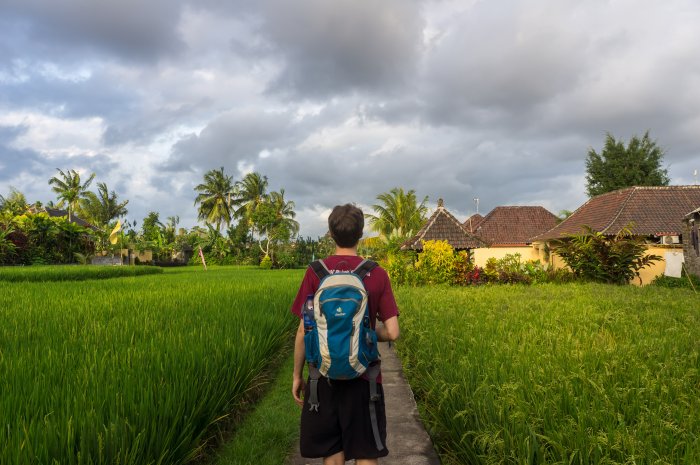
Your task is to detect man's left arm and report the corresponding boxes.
[376,315,399,342]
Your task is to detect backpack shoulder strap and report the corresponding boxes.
[309,260,330,279]
[352,259,378,280]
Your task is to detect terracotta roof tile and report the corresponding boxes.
[402,199,486,250]
[462,213,484,233]
[534,186,700,240]
[472,206,559,247]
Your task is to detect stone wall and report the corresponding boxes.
[683,213,700,278]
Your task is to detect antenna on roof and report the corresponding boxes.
[695,169,698,185]
[473,197,479,215]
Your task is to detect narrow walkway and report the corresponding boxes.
[287,342,441,465]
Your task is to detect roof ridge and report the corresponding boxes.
[600,187,636,234]
[407,207,442,247]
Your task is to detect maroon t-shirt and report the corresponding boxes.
[291,255,399,324]
[291,255,400,382]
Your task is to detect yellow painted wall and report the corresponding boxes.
[635,246,678,286]
[120,249,153,265]
[532,242,680,286]
[472,246,542,267]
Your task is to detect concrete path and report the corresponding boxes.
[287,342,441,465]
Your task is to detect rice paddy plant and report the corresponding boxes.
[395,283,700,464]
[0,267,302,464]
[0,265,163,282]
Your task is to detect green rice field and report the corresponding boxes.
[4,267,699,465]
[0,266,302,465]
[0,265,163,282]
[395,284,700,465]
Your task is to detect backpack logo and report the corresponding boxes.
[335,307,345,316]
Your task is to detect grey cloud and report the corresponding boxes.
[0,125,43,181]
[0,71,140,121]
[261,0,424,98]
[162,109,300,172]
[1,0,185,62]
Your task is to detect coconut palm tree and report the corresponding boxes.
[80,182,129,227]
[231,172,269,222]
[194,167,235,232]
[268,189,299,237]
[48,169,96,222]
[253,189,299,258]
[366,187,429,238]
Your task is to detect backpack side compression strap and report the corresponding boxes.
[309,260,330,279]
[352,259,378,280]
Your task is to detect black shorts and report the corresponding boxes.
[300,376,389,460]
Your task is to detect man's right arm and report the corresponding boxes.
[292,319,306,407]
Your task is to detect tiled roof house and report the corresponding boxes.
[473,206,559,247]
[402,199,485,251]
[533,186,700,285]
[534,186,700,241]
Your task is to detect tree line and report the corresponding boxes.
[0,130,672,267]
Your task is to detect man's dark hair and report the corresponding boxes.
[328,204,364,248]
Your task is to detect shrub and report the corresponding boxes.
[382,251,419,285]
[652,273,700,290]
[551,225,661,285]
[259,254,272,269]
[415,240,457,285]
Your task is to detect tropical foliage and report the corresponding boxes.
[383,241,576,287]
[551,225,660,285]
[0,213,95,265]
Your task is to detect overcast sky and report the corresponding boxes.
[1,0,699,237]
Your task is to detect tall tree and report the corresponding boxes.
[194,167,235,232]
[141,212,164,243]
[231,172,269,221]
[48,169,96,222]
[366,187,429,238]
[80,182,129,227]
[252,189,299,258]
[585,131,670,197]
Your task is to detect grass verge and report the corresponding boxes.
[211,351,301,465]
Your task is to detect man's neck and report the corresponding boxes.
[334,246,358,256]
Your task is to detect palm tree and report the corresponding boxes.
[366,187,429,238]
[231,172,269,222]
[80,182,129,227]
[254,189,299,258]
[194,167,235,232]
[48,169,96,222]
[269,189,300,237]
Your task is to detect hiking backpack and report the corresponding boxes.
[303,258,385,451]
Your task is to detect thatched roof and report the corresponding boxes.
[534,186,700,241]
[472,206,558,247]
[402,199,486,251]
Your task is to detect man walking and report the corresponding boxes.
[291,204,400,464]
